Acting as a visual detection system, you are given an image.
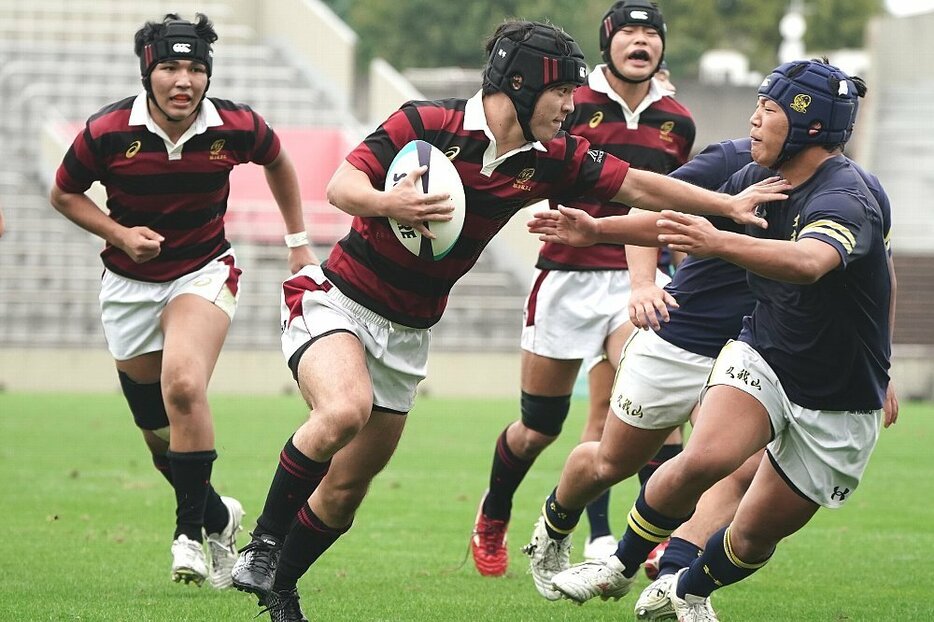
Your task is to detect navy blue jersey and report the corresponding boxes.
[655,139,755,357]
[734,156,891,410]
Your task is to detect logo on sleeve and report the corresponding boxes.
[587,149,606,164]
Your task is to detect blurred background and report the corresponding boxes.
[1,0,931,398]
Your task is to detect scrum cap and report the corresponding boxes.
[600,0,666,53]
[485,23,587,141]
[758,60,859,164]
[139,19,213,78]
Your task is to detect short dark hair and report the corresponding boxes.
[134,13,217,60]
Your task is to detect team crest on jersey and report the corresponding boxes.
[209,139,227,160]
[125,140,142,158]
[445,146,461,161]
[588,111,604,128]
[790,94,811,113]
[513,167,535,191]
[659,121,675,143]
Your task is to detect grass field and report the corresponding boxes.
[1,392,931,621]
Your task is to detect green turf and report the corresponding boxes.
[0,393,931,621]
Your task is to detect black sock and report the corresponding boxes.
[273,504,350,592]
[615,486,688,578]
[677,526,771,598]
[482,427,534,521]
[542,488,585,540]
[153,453,229,534]
[638,443,683,486]
[658,536,703,577]
[585,490,612,539]
[255,436,330,539]
[166,449,217,542]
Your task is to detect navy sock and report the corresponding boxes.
[166,449,217,542]
[255,436,331,539]
[483,427,534,521]
[657,536,703,577]
[543,488,584,540]
[677,526,771,599]
[638,443,683,486]
[585,490,612,539]
[273,504,350,591]
[615,486,688,578]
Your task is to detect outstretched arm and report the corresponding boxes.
[615,169,789,228]
[527,205,662,247]
[656,210,840,283]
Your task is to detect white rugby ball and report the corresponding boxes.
[383,139,466,260]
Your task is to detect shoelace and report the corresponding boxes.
[476,520,506,555]
[255,590,301,619]
[242,541,277,574]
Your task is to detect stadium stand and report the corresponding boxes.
[0,0,527,361]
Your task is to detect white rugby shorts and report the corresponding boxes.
[281,265,429,414]
[521,268,670,360]
[100,250,240,360]
[705,340,882,508]
[610,328,715,429]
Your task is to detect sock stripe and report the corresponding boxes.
[279,449,327,481]
[627,506,673,543]
[495,432,528,470]
[542,502,576,535]
[296,504,350,536]
[722,526,770,570]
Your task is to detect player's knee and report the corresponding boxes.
[118,370,170,432]
[675,447,734,488]
[520,391,571,438]
[161,371,206,413]
[314,405,370,453]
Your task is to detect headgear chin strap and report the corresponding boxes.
[139,19,213,122]
[599,0,666,84]
[485,25,587,142]
[758,60,859,166]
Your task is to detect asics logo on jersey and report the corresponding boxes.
[831,486,849,502]
[589,111,604,128]
[126,140,142,158]
[444,146,461,161]
[790,94,812,113]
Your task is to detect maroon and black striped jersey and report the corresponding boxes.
[539,71,695,270]
[324,95,630,328]
[55,95,281,282]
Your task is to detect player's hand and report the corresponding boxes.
[117,226,164,263]
[287,245,319,274]
[883,380,899,428]
[628,281,679,331]
[727,176,790,228]
[656,210,723,257]
[384,165,454,239]
[527,205,598,247]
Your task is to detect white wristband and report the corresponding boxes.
[284,231,309,248]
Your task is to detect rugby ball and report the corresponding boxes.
[384,140,466,260]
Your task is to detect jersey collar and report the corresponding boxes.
[465,90,546,176]
[129,92,222,156]
[589,65,671,128]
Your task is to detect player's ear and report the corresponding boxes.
[808,121,822,136]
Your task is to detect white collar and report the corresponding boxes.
[128,92,222,155]
[588,65,672,128]
[464,90,546,176]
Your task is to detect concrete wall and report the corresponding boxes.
[2,347,931,400]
